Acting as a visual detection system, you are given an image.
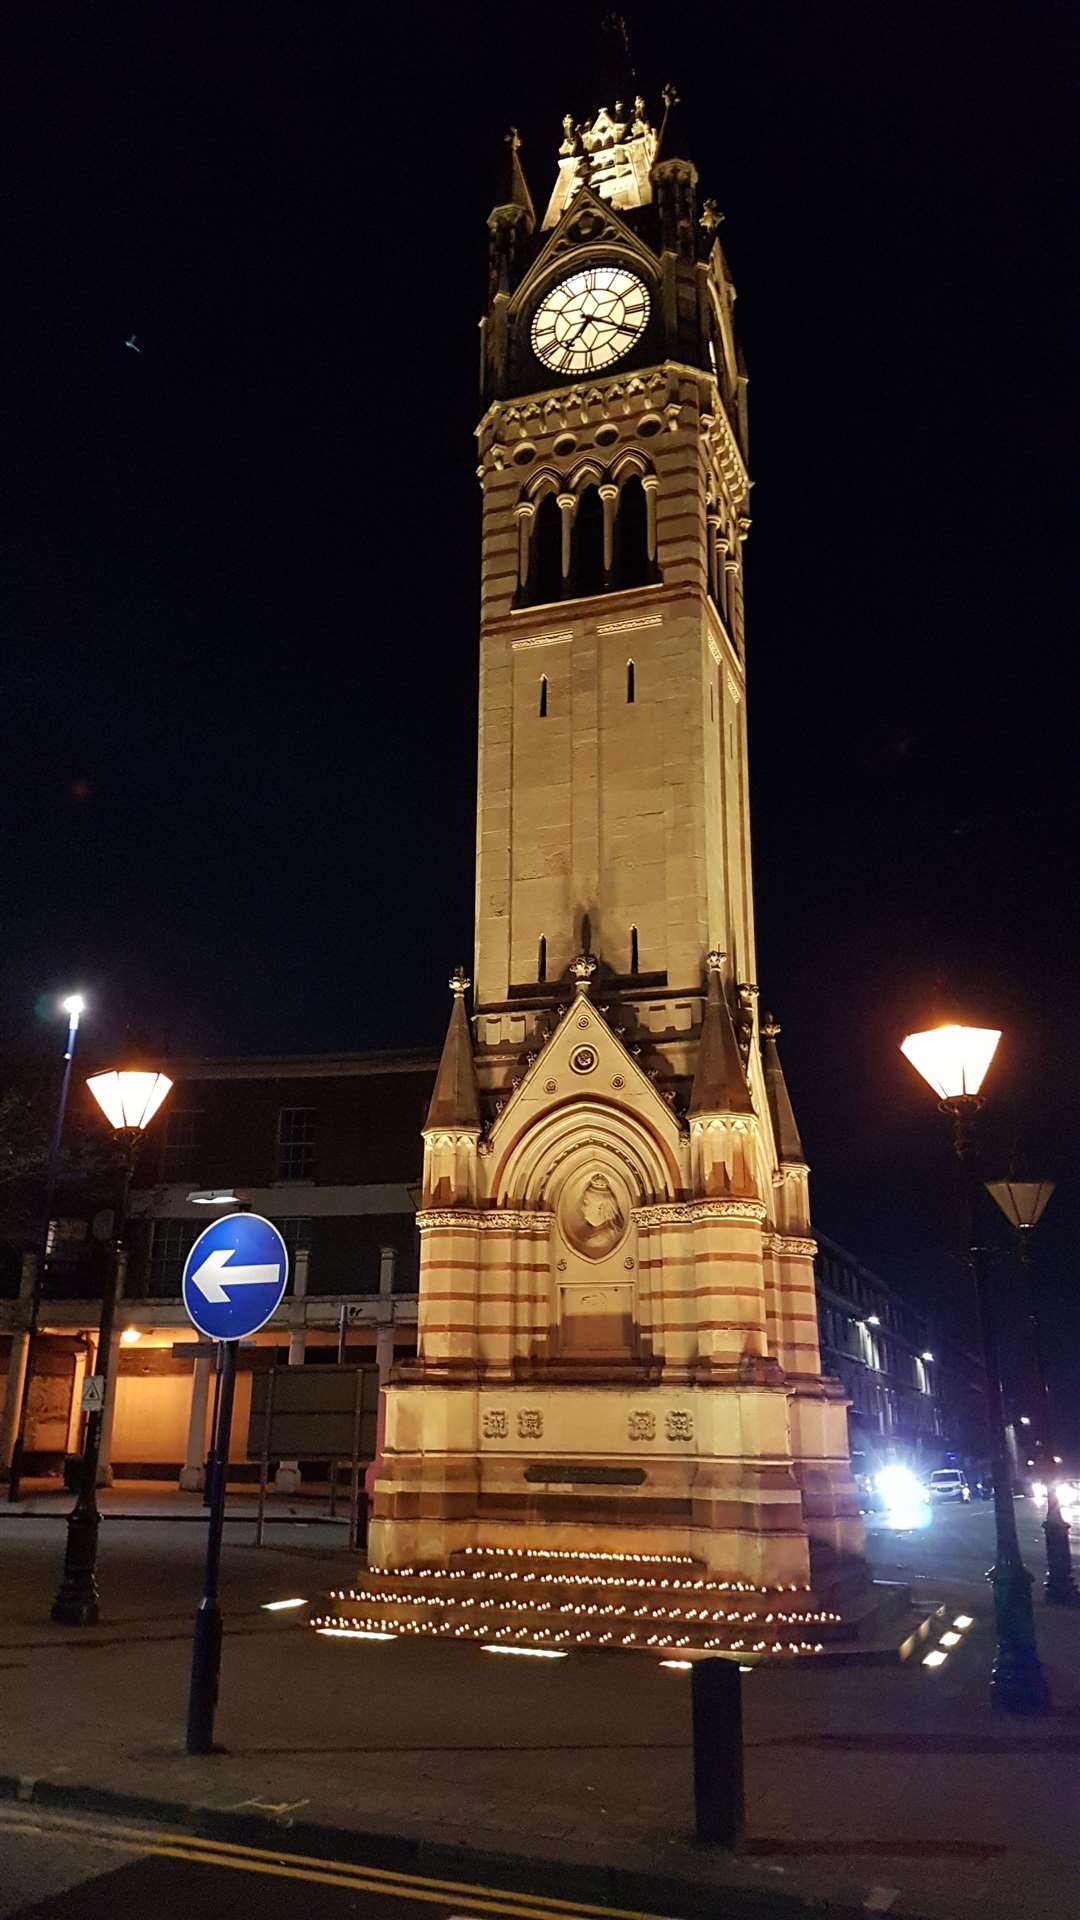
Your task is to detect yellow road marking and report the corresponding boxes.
[0,1806,666,1920]
[146,1842,660,1920]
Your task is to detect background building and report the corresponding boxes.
[0,1050,434,1485]
[815,1232,986,1487]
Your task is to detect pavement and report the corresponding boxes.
[1,1485,1079,1920]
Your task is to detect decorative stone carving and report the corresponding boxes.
[628,1410,656,1441]
[665,1410,694,1442]
[632,1199,766,1226]
[570,1044,598,1074]
[559,1168,628,1261]
[482,1410,509,1439]
[517,1409,543,1438]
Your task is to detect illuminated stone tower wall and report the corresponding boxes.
[370,96,862,1587]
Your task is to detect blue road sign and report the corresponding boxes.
[181,1212,289,1342]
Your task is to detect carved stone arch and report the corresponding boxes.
[568,458,605,496]
[494,1100,676,1363]
[525,467,562,504]
[610,448,650,484]
[493,1096,678,1210]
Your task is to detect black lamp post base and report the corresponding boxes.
[1044,1514,1080,1608]
[988,1559,1051,1714]
[990,1642,1052,1715]
[51,1504,101,1627]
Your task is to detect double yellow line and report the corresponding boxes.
[0,1807,665,1920]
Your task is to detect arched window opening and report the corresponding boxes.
[537,935,547,982]
[614,475,650,589]
[626,659,635,704]
[528,492,563,606]
[571,485,605,599]
[630,926,639,974]
[539,675,548,718]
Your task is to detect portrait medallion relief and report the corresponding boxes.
[558,1166,629,1262]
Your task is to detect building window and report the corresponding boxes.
[276,1107,315,1181]
[537,934,547,982]
[148,1218,202,1298]
[626,659,635,704]
[162,1110,203,1182]
[525,492,563,605]
[571,485,605,598]
[270,1217,313,1290]
[539,674,548,718]
[614,474,650,588]
[630,925,639,974]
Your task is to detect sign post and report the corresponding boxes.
[180,1212,288,1755]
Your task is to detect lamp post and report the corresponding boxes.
[51,1068,172,1626]
[901,1024,1050,1714]
[7,995,86,1503]
[985,1178,1078,1607]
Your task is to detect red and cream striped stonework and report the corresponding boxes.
[369,138,865,1591]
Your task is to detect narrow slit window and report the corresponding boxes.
[539,675,548,718]
[630,926,639,974]
[626,659,635,704]
[538,935,547,982]
[710,684,715,722]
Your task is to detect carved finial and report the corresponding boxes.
[662,82,679,111]
[700,197,725,233]
[560,113,584,157]
[569,951,598,995]
[762,1012,781,1039]
[737,981,759,1006]
[507,126,521,155]
[705,948,726,976]
[449,966,470,998]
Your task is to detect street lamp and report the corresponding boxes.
[7,994,86,1504]
[901,1023,1050,1714]
[985,1177,1078,1607]
[50,1067,172,1626]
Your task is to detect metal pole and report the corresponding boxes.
[946,1098,1050,1712]
[8,1003,82,1503]
[204,1342,223,1509]
[255,1363,275,1550]
[1017,1229,1079,1606]
[186,1337,238,1753]
[691,1657,745,1848]
[50,1139,135,1624]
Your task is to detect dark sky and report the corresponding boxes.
[4,4,1079,1423]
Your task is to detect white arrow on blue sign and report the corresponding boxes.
[181,1213,289,1342]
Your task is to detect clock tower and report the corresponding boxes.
[365,94,864,1614]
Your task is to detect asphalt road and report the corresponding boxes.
[0,1805,663,1920]
[864,1490,1054,1590]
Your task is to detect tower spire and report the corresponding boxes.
[425,968,481,1131]
[689,951,753,1116]
[761,1013,806,1165]
[500,127,536,230]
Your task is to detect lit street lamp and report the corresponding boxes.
[985,1177,1078,1607]
[51,1068,172,1625]
[901,1023,1050,1714]
[7,995,86,1504]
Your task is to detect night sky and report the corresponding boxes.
[4,4,1078,1425]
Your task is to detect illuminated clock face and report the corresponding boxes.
[531,266,650,376]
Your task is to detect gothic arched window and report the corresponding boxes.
[571,485,605,599]
[614,475,650,589]
[528,492,563,606]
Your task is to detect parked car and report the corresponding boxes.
[927,1469,972,1504]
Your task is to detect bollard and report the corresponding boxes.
[691,1655,745,1848]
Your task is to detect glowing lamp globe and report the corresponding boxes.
[900,1025,1001,1102]
[985,1180,1055,1232]
[86,1069,173,1134]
